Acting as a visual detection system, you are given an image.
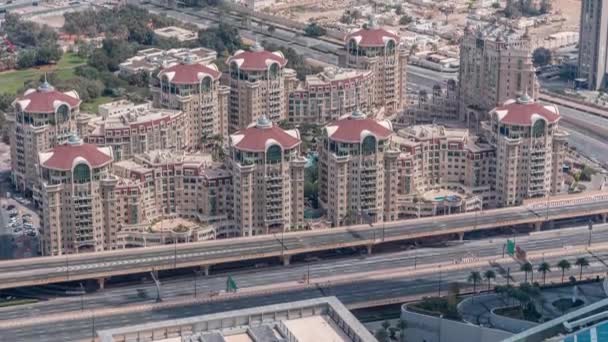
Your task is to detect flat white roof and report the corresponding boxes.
[283,315,352,342]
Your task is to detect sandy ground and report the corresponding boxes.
[29,14,66,29]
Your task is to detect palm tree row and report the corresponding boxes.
[468,257,590,294]
[520,257,590,285]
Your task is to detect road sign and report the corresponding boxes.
[507,239,515,256]
[226,275,238,293]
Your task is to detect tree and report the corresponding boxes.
[395,5,403,15]
[468,271,482,293]
[484,270,496,291]
[539,0,552,14]
[575,257,589,281]
[17,50,37,69]
[399,14,413,26]
[533,47,552,67]
[521,262,533,283]
[504,0,521,18]
[381,320,391,331]
[537,262,551,285]
[267,24,275,33]
[198,22,242,56]
[557,259,571,283]
[439,4,455,25]
[374,328,389,342]
[304,23,326,37]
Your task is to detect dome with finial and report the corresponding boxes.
[39,137,113,171]
[227,43,287,72]
[324,110,393,143]
[230,117,301,152]
[14,79,81,114]
[158,60,220,84]
[492,94,560,126]
[345,23,400,48]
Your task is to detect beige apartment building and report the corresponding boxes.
[401,80,459,127]
[151,56,229,147]
[483,94,568,207]
[578,0,608,90]
[287,66,374,125]
[226,43,297,132]
[390,125,495,219]
[38,135,114,256]
[459,23,539,130]
[318,110,396,227]
[340,22,408,115]
[229,116,306,236]
[7,81,82,198]
[82,101,191,161]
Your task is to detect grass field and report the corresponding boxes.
[0,53,86,95]
[81,96,114,113]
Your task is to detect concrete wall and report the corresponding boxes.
[401,305,513,342]
[489,307,538,333]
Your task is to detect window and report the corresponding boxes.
[57,104,70,123]
[266,145,282,163]
[201,77,212,92]
[532,120,545,138]
[362,136,376,155]
[269,63,279,79]
[73,164,91,184]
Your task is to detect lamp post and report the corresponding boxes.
[438,265,442,296]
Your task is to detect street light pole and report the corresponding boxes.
[438,265,442,297]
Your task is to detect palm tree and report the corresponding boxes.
[556,260,571,283]
[521,262,533,283]
[484,270,496,291]
[538,262,551,285]
[468,271,482,293]
[575,257,590,281]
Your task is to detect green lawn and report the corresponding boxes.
[0,53,87,95]
[81,96,114,114]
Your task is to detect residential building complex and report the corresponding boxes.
[401,80,459,127]
[483,94,568,207]
[288,66,374,125]
[82,102,191,161]
[38,135,114,255]
[151,56,230,147]
[578,0,608,90]
[459,23,539,130]
[341,22,408,115]
[119,47,217,76]
[7,81,81,198]
[318,110,396,226]
[226,42,296,132]
[229,116,306,236]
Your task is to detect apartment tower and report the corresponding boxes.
[578,0,608,90]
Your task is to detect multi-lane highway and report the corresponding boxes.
[2,223,608,341]
[0,193,607,290]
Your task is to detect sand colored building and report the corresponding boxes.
[229,116,306,236]
[318,110,396,226]
[340,21,408,115]
[288,66,374,125]
[38,135,113,255]
[483,94,568,207]
[578,0,608,90]
[7,81,82,199]
[459,23,539,130]
[226,42,297,132]
[151,56,229,147]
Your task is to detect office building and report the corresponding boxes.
[226,42,297,132]
[288,66,374,125]
[459,23,539,129]
[578,0,608,90]
[229,116,306,236]
[341,21,408,115]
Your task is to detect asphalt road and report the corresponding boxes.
[1,224,607,341]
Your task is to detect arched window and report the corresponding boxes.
[361,135,376,155]
[348,39,358,55]
[532,119,546,138]
[73,163,91,183]
[269,63,279,79]
[386,39,396,54]
[230,62,240,80]
[201,77,212,92]
[266,145,282,163]
[57,104,69,123]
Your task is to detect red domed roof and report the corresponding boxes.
[15,82,81,113]
[39,137,113,171]
[345,27,400,48]
[325,110,393,143]
[227,47,287,71]
[158,62,220,84]
[492,96,560,126]
[230,117,300,152]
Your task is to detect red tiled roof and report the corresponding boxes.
[227,50,287,71]
[345,28,400,47]
[17,89,81,113]
[326,114,393,143]
[494,100,560,125]
[41,143,113,170]
[158,62,220,84]
[232,122,300,152]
